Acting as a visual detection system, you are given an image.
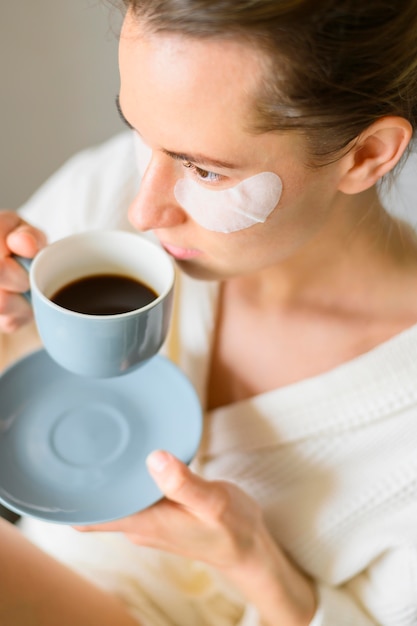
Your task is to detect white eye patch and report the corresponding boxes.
[174,172,282,233]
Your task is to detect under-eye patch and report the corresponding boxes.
[174,172,282,233]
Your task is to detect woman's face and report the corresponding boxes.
[119,12,345,281]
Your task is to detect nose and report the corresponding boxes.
[128,154,187,232]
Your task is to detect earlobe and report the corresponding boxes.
[338,117,413,194]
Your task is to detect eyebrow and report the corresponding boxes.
[115,94,239,170]
[162,149,238,170]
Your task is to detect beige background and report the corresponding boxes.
[0,1,124,208]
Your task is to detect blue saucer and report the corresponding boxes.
[0,350,202,524]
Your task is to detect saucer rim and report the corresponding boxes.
[0,349,203,525]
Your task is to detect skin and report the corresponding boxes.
[1,8,417,625]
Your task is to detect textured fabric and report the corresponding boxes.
[8,131,417,625]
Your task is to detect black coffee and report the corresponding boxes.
[51,273,158,315]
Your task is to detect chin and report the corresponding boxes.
[174,259,223,282]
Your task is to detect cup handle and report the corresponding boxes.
[12,254,32,304]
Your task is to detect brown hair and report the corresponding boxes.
[121,0,417,166]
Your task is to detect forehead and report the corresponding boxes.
[118,13,267,150]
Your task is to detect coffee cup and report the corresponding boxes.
[14,230,175,378]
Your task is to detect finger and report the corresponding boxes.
[0,256,31,292]
[74,520,129,534]
[0,212,23,257]
[0,210,47,258]
[0,292,33,333]
[146,450,226,517]
[74,451,221,534]
[73,496,178,535]
[75,452,226,534]
[0,309,33,333]
[6,223,47,258]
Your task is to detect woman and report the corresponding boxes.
[1,1,417,623]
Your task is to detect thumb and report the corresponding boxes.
[146,450,217,514]
[7,224,47,258]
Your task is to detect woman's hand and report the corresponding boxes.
[0,210,47,333]
[77,450,317,625]
[77,450,264,568]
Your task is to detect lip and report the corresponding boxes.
[160,242,202,260]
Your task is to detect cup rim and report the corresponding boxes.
[30,230,176,320]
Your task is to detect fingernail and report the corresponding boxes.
[146,450,170,473]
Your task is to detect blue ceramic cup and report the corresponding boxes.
[16,230,175,378]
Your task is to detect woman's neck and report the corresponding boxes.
[233,187,417,316]
[208,190,417,407]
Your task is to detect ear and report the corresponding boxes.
[337,116,413,194]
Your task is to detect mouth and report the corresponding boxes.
[160,242,202,260]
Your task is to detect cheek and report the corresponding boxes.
[261,173,338,253]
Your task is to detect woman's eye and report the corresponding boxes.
[182,161,222,183]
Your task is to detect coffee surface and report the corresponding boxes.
[51,273,158,315]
